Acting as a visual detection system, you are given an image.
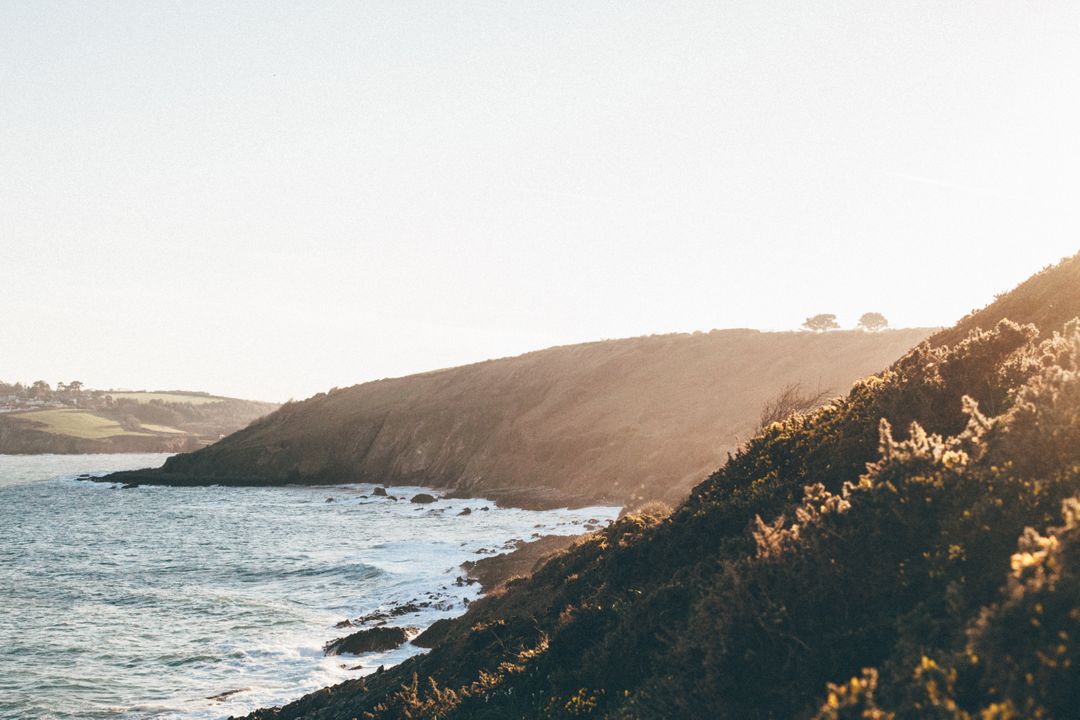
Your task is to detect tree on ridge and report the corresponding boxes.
[803,314,840,332]
[858,312,888,331]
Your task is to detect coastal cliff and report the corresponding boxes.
[102,328,933,508]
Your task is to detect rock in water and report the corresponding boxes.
[457,507,472,516]
[324,626,414,655]
[410,493,436,504]
[373,486,388,496]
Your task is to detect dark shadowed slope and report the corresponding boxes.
[103,328,932,507]
[239,251,1080,720]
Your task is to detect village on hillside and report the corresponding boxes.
[0,380,220,414]
[0,380,105,413]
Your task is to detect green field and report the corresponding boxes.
[0,392,276,453]
[10,409,154,439]
[106,392,227,405]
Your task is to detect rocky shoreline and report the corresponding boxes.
[219,488,611,716]
[309,510,603,663]
[91,470,604,511]
[230,519,606,720]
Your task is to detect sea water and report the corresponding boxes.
[0,454,618,719]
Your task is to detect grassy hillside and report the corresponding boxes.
[9,409,154,440]
[0,392,278,454]
[105,328,933,507]
[239,252,1080,720]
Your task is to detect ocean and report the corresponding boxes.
[0,454,617,719]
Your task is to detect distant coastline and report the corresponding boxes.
[0,385,277,455]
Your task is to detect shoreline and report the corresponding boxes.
[229,527,604,720]
[90,469,617,511]
[218,485,615,719]
[73,472,617,716]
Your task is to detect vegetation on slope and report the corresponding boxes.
[933,252,1080,348]
[9,408,153,440]
[240,253,1080,719]
[109,328,932,507]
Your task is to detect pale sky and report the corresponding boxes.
[2,1,1079,402]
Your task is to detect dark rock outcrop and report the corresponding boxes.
[323,626,414,656]
[410,493,436,504]
[411,618,454,649]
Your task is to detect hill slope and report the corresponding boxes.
[239,252,1080,720]
[103,328,932,507]
[0,390,278,454]
[933,252,1080,348]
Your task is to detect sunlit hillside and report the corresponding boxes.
[105,327,933,507]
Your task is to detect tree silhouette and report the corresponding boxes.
[802,314,839,332]
[858,312,888,331]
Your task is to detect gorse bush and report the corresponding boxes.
[245,253,1080,720]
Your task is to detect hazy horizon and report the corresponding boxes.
[4,2,1079,402]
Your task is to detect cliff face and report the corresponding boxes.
[239,253,1080,720]
[107,328,933,507]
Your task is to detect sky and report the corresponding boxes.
[2,1,1079,402]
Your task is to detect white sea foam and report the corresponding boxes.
[0,454,618,719]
